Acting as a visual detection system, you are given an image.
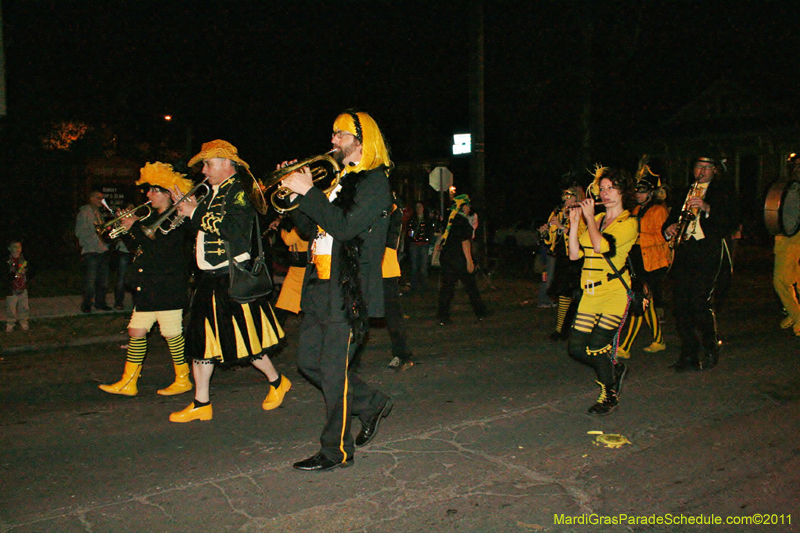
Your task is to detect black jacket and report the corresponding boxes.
[188,175,256,268]
[663,177,741,244]
[293,167,391,318]
[124,219,190,311]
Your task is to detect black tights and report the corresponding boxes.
[568,327,618,386]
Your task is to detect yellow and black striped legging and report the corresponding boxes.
[555,296,572,333]
[617,300,662,352]
[568,312,624,386]
[125,334,186,366]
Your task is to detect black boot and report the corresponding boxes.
[588,381,618,415]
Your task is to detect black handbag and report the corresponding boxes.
[224,215,273,304]
[603,254,649,317]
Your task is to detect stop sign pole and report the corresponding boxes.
[429,166,453,224]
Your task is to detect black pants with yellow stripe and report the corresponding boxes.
[297,277,389,463]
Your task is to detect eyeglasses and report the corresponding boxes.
[332,130,354,139]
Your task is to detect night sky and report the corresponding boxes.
[3,0,800,237]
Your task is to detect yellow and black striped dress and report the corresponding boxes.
[575,211,638,316]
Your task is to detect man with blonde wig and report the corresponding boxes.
[281,111,394,471]
[169,140,289,423]
[99,162,194,397]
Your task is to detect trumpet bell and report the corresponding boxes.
[264,153,341,214]
[95,202,152,240]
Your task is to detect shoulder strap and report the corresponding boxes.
[221,189,265,266]
[602,253,631,293]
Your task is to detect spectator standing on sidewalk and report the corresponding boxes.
[6,241,30,332]
[407,201,433,293]
[75,190,111,313]
[113,207,133,310]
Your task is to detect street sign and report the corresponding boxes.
[429,166,453,192]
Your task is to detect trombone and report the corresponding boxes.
[141,179,210,240]
[95,202,152,240]
[262,151,341,214]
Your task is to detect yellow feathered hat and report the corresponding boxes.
[136,162,193,195]
[586,163,608,198]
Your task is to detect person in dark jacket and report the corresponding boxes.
[99,162,194,397]
[407,201,433,293]
[169,141,288,423]
[436,194,487,325]
[281,111,394,472]
[663,156,741,372]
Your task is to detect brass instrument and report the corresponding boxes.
[262,151,342,214]
[142,180,210,240]
[669,181,702,249]
[95,202,152,240]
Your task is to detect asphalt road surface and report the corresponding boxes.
[2,245,798,533]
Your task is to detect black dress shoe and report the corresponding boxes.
[355,397,394,447]
[293,452,353,472]
[96,305,113,311]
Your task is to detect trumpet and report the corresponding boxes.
[142,180,210,240]
[262,151,341,214]
[670,181,702,250]
[95,202,152,240]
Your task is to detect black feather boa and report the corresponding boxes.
[332,171,370,345]
[601,232,617,258]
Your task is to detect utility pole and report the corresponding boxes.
[469,0,485,206]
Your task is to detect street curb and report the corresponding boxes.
[1,334,128,355]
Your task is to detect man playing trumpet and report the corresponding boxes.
[99,162,194,397]
[280,111,394,472]
[169,140,289,423]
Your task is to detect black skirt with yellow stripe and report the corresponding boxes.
[186,271,285,366]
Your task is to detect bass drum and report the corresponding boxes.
[764,180,800,236]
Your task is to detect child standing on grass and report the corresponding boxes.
[6,241,29,332]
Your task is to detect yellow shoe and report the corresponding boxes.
[780,316,795,329]
[99,361,142,396]
[169,402,212,423]
[643,341,667,353]
[262,376,292,410]
[616,347,630,359]
[158,363,193,396]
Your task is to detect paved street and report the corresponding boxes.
[2,245,799,533]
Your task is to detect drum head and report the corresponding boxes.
[765,180,800,236]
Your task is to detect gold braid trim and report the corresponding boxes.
[586,344,613,357]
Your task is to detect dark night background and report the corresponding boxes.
[2,0,799,269]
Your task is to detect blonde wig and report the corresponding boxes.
[333,112,393,175]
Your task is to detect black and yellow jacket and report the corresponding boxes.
[188,175,255,269]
